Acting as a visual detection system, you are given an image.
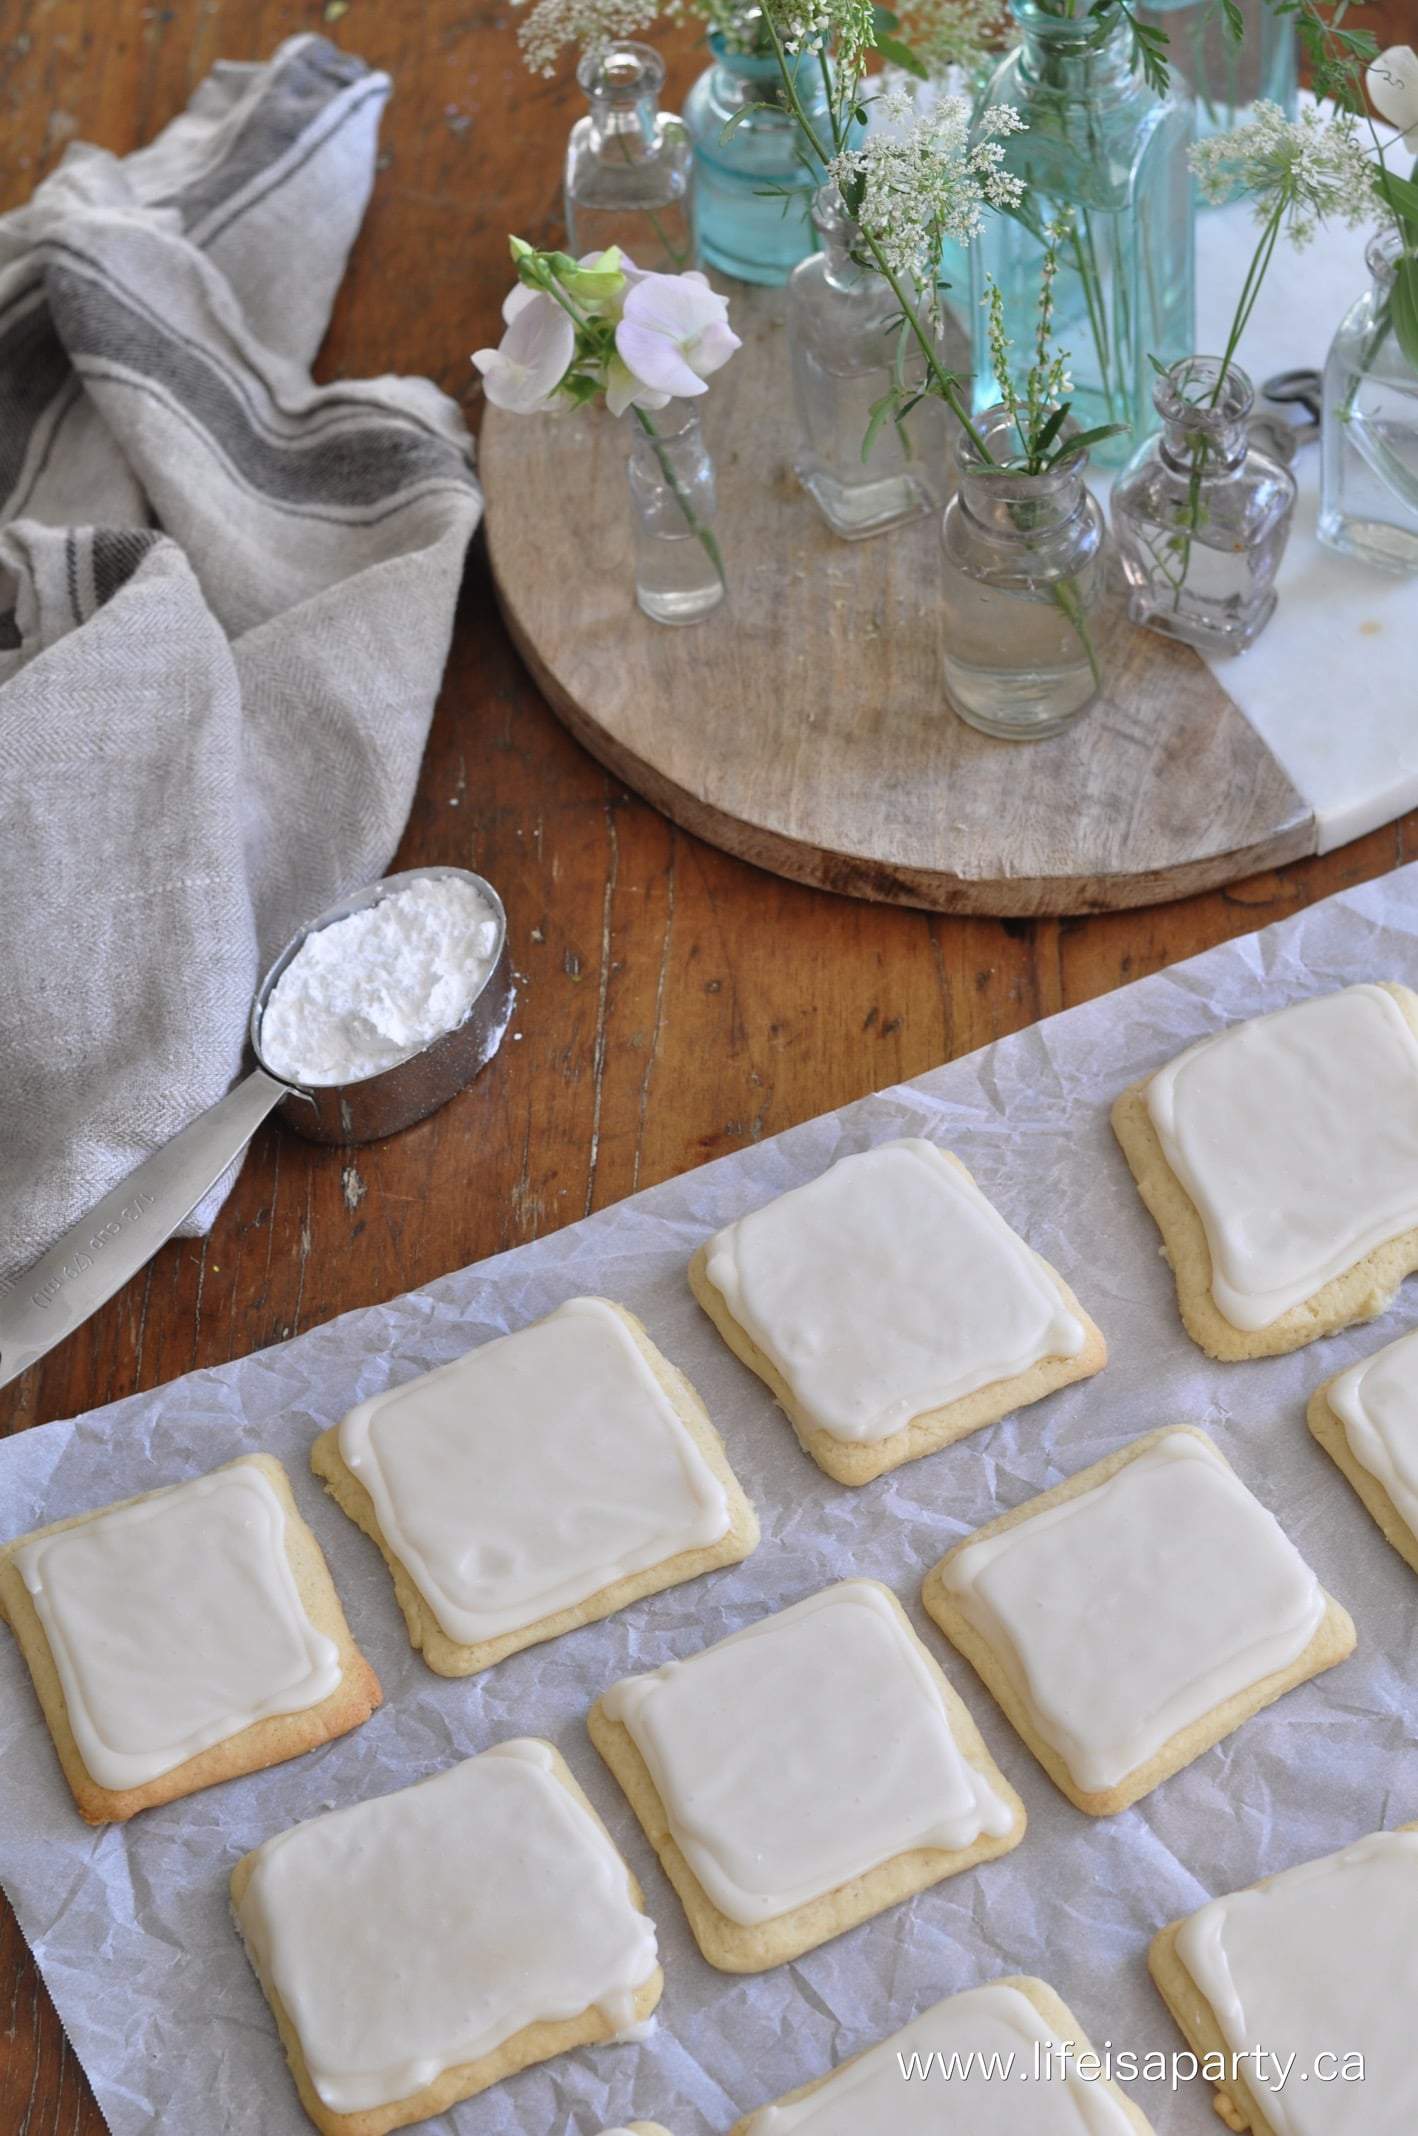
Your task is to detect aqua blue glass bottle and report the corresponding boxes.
[970,0,1195,466]
[682,32,831,284]
[1139,0,1296,144]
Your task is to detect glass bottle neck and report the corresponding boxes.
[812,186,874,291]
[1012,2,1139,98]
[956,409,1089,535]
[579,42,665,156]
[1153,356,1253,474]
[1365,225,1405,298]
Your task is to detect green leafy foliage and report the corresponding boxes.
[873,31,929,77]
[1088,0,1171,96]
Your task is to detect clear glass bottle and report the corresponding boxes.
[626,400,726,623]
[565,42,696,272]
[1112,355,1296,651]
[682,24,830,284]
[1137,0,1296,144]
[1319,229,1418,576]
[940,405,1113,738]
[971,1,1195,465]
[787,187,956,539]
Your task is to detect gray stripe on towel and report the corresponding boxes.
[43,258,471,510]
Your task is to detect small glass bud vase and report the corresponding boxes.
[626,400,726,625]
[787,187,954,540]
[1112,356,1296,653]
[1319,229,1418,576]
[565,42,696,272]
[940,407,1112,740]
[683,22,831,284]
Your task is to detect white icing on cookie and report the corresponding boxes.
[1145,984,1418,1332]
[1176,1830,1418,2135]
[235,1740,658,2114]
[703,1139,1085,1445]
[600,1580,1014,1927]
[337,1298,730,1645]
[16,1462,340,1790]
[940,1433,1324,1792]
[1327,1325,1418,1537]
[743,1981,1135,2132]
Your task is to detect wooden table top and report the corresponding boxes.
[2,3,1411,2127]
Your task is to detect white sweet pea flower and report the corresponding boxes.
[615,271,741,403]
[472,291,575,413]
[604,356,671,418]
[1368,45,1418,147]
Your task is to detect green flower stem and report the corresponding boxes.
[632,405,727,589]
[612,128,689,269]
[1165,190,1287,605]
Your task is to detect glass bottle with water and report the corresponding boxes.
[940,406,1113,738]
[565,42,696,271]
[683,19,831,284]
[788,185,957,538]
[1112,356,1296,650]
[1319,229,1418,576]
[626,400,726,623]
[970,0,1195,466]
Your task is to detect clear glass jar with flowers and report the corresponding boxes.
[1114,46,1418,645]
[1321,226,1418,573]
[786,82,1020,536]
[1319,45,1418,573]
[474,242,740,622]
[941,232,1123,737]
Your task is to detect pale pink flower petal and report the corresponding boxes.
[605,355,671,418]
[473,292,575,413]
[615,271,741,401]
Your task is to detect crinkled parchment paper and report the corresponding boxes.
[5,862,1418,2136]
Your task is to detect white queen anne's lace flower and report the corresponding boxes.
[907,0,1010,77]
[762,0,876,71]
[1190,101,1380,246]
[829,91,1024,287]
[512,0,660,77]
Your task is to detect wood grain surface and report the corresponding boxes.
[484,287,1315,915]
[0,3,1411,2130]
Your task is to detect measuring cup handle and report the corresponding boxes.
[0,1067,294,1394]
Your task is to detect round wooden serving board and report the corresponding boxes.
[482,286,1316,916]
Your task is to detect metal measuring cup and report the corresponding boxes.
[0,865,514,1391]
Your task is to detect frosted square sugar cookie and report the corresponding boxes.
[689,1138,1106,1486]
[313,1296,758,1677]
[1308,1325,1418,1576]
[587,1577,1025,1973]
[1150,1825,1418,2136]
[923,1428,1354,1817]
[729,1976,1155,2133]
[0,1454,380,1824]
[1112,983,1418,1360]
[232,1739,662,2136]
